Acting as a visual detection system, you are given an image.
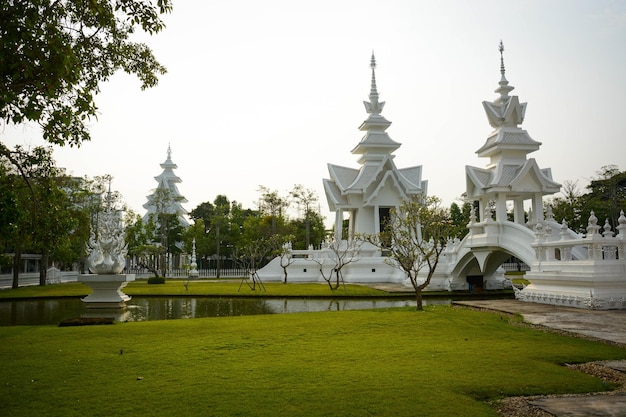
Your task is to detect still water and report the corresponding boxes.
[0,297,450,326]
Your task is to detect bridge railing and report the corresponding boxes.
[532,211,626,263]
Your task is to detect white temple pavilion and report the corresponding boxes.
[323,53,427,241]
[464,41,560,226]
[142,145,189,227]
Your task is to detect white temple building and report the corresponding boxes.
[254,46,626,309]
[142,145,190,227]
[465,41,561,226]
[324,53,427,241]
[258,54,423,284]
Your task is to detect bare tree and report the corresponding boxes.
[278,240,295,284]
[379,196,455,310]
[236,235,281,291]
[312,238,362,290]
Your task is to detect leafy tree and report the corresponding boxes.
[235,233,281,291]
[290,184,319,248]
[379,196,455,310]
[257,186,288,235]
[547,180,584,231]
[289,211,327,250]
[144,188,184,276]
[449,201,473,239]
[546,167,626,234]
[0,0,172,150]
[582,165,626,230]
[0,146,86,286]
[31,173,81,285]
[125,214,160,277]
[189,196,255,272]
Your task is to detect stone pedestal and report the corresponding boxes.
[80,274,135,309]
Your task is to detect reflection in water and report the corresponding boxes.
[0,297,449,326]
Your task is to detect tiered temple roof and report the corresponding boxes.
[142,145,189,227]
[323,54,427,237]
[465,41,560,223]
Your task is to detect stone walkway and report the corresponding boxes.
[455,299,626,417]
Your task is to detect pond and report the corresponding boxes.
[0,297,452,326]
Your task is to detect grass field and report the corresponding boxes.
[0,280,397,299]
[1,305,625,416]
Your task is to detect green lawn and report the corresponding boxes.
[0,280,404,299]
[1,306,625,416]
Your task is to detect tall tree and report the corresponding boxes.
[146,187,183,276]
[449,201,473,239]
[547,180,584,231]
[583,165,626,230]
[0,146,84,286]
[257,186,288,235]
[125,213,160,276]
[290,184,319,248]
[379,196,455,310]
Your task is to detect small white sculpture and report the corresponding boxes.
[86,187,128,274]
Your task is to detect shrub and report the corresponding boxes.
[147,276,166,284]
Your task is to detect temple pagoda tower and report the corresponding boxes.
[323,54,427,240]
[143,145,189,227]
[465,42,560,225]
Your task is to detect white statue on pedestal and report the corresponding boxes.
[80,179,134,308]
[86,202,128,274]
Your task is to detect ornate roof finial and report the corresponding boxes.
[369,51,379,103]
[362,51,385,116]
[167,142,172,159]
[499,40,506,78]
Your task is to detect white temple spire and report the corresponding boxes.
[353,53,399,162]
[499,40,506,81]
[369,52,379,107]
[363,52,385,116]
[143,145,189,227]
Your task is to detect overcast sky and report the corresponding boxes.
[4,0,626,227]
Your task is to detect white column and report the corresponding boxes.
[334,209,343,241]
[495,193,507,222]
[513,197,525,224]
[478,199,485,222]
[349,209,356,239]
[374,205,380,234]
[533,194,544,222]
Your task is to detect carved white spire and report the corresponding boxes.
[482,41,526,129]
[352,53,400,163]
[364,52,384,115]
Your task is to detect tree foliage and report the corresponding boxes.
[0,146,88,287]
[379,196,455,310]
[547,166,626,233]
[0,0,172,147]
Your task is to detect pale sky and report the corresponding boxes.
[4,0,626,228]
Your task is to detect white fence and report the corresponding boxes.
[0,269,79,289]
[126,268,248,279]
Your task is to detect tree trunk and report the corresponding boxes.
[333,268,341,290]
[12,250,21,289]
[39,250,49,286]
[415,289,423,311]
